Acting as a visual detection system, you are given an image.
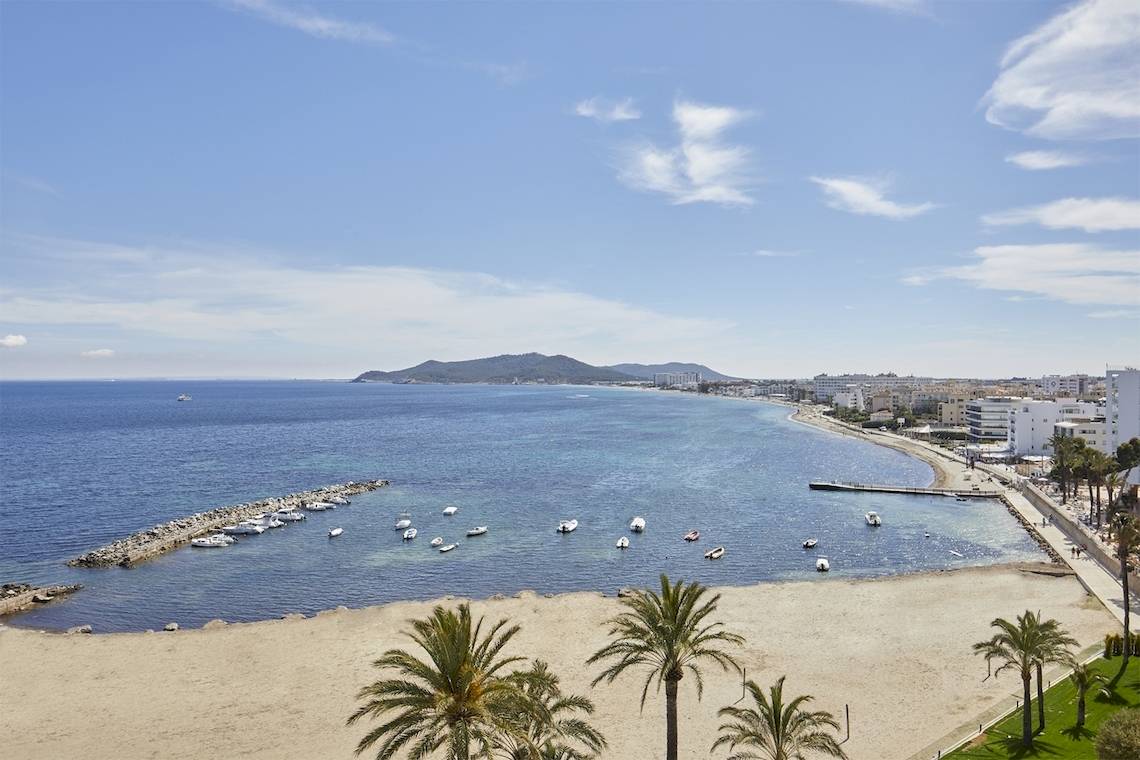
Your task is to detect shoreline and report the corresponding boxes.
[0,562,1114,760]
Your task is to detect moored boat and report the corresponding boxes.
[683,530,700,542]
[395,512,412,530]
[865,511,882,527]
[704,546,725,560]
[403,528,418,540]
[442,505,459,516]
[629,517,646,533]
[191,534,230,548]
[802,538,818,549]
[816,557,831,572]
[275,509,306,522]
[222,521,265,535]
[328,527,343,538]
[177,394,191,402]
[466,526,488,537]
[439,543,457,553]
[430,536,443,547]
[328,496,350,505]
[616,536,629,549]
[557,519,578,534]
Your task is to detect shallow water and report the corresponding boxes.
[0,381,1042,631]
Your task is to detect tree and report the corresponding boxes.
[973,611,1074,747]
[588,574,744,760]
[499,661,606,760]
[1033,617,1077,731]
[348,603,543,760]
[711,676,848,760]
[1095,708,1140,760]
[1067,662,1106,728]
[1117,437,1140,485]
[1108,512,1140,668]
[1048,435,1078,503]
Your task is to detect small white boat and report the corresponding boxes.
[403,528,418,540]
[177,394,191,402]
[816,557,831,572]
[191,535,229,548]
[328,496,350,505]
[557,519,578,534]
[328,527,344,538]
[683,530,700,542]
[949,549,964,558]
[275,509,306,522]
[442,506,459,516]
[430,536,444,547]
[222,522,265,535]
[802,538,818,549]
[439,543,457,553]
[304,502,332,511]
[629,517,646,533]
[467,526,488,537]
[616,536,630,549]
[704,546,725,560]
[924,531,931,538]
[395,512,412,530]
[865,511,882,527]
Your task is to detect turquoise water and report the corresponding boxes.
[0,381,1042,631]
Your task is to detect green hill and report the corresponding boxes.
[351,353,637,384]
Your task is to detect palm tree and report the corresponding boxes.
[348,603,543,760]
[1108,512,1140,667]
[498,660,606,760]
[1032,617,1077,731]
[711,676,848,760]
[1048,434,1077,503]
[973,611,1047,747]
[1068,662,1107,728]
[588,574,745,760]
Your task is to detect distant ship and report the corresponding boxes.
[177,394,191,402]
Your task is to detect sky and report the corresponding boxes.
[1,0,1138,380]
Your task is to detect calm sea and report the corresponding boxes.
[0,381,1042,631]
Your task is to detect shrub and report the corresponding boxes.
[1106,633,1114,658]
[1096,708,1140,760]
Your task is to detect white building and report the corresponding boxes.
[1107,367,1140,485]
[966,397,1019,443]
[1053,418,1109,454]
[832,386,866,412]
[654,371,700,388]
[1040,374,1091,397]
[1008,398,1103,456]
[812,373,934,402]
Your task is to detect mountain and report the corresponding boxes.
[605,362,740,382]
[351,353,637,384]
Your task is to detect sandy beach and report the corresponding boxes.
[0,564,1115,760]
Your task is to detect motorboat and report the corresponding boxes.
[683,530,700,542]
[275,509,306,522]
[328,527,343,538]
[467,526,488,537]
[629,517,646,533]
[403,528,418,540]
[395,513,412,530]
[802,538,818,549]
[442,505,459,516]
[430,536,444,547]
[924,531,931,538]
[865,511,882,527]
[250,515,283,529]
[616,536,630,549]
[557,519,578,534]
[816,557,831,572]
[439,543,457,553]
[328,496,350,505]
[191,534,230,548]
[704,546,725,560]
[304,502,331,512]
[222,521,265,535]
[177,394,191,402]
[949,549,964,558]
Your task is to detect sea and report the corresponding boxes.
[0,381,1043,632]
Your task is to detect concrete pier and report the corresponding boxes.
[0,583,82,616]
[69,479,390,568]
[808,480,1002,498]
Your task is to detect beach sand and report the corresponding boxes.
[0,564,1115,760]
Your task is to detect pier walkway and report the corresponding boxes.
[807,480,1001,498]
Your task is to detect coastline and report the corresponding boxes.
[0,562,1113,760]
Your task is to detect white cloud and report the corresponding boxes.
[984,0,1140,140]
[809,176,936,220]
[1005,150,1088,170]
[908,243,1140,306]
[839,0,932,16]
[80,348,115,358]
[618,100,753,207]
[1,334,28,348]
[1087,309,1140,319]
[575,97,641,123]
[982,197,1140,232]
[746,249,800,258]
[226,0,394,44]
[0,237,738,371]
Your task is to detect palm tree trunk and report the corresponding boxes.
[1123,543,1132,668]
[665,677,679,760]
[1021,672,1033,747]
[1036,661,1045,731]
[1077,692,1086,727]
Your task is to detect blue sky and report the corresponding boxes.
[1,0,1137,379]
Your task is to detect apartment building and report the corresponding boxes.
[1107,367,1140,485]
[1008,398,1103,456]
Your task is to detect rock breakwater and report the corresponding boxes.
[69,479,389,568]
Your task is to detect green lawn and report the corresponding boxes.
[945,655,1140,759]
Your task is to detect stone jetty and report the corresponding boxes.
[69,479,390,568]
[0,583,82,616]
